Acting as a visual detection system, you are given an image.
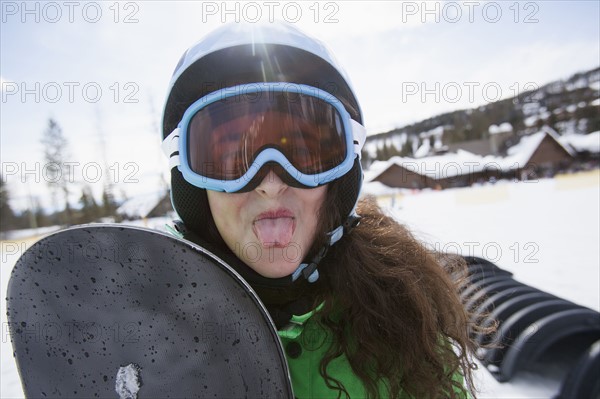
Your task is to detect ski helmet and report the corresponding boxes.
[162,21,365,284]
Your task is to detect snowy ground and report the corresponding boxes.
[1,171,598,398]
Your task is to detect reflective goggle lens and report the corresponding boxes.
[187,91,347,181]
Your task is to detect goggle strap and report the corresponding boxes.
[351,119,367,160]
[162,128,181,169]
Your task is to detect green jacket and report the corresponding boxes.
[279,311,366,399]
[278,308,376,398]
[277,308,469,399]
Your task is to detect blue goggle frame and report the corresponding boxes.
[162,83,366,192]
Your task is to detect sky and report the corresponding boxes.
[1,0,599,212]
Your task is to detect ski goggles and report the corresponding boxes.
[162,83,366,192]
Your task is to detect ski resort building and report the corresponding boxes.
[365,127,583,191]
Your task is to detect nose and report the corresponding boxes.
[255,170,288,198]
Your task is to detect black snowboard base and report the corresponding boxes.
[6,224,293,398]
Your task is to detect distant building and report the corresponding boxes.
[446,123,514,157]
[504,127,576,179]
[368,161,439,190]
[365,127,577,190]
[117,191,173,220]
[446,138,499,157]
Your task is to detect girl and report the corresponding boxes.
[161,22,477,398]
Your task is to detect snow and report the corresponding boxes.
[412,127,447,158]
[504,132,546,166]
[547,82,565,95]
[521,103,540,116]
[116,191,168,219]
[117,215,175,232]
[391,133,407,150]
[2,171,599,398]
[566,104,578,113]
[566,78,589,92]
[413,137,431,158]
[362,181,407,197]
[559,131,600,153]
[115,364,142,399]
[363,159,395,182]
[489,123,513,135]
[391,172,599,314]
[524,114,539,127]
[0,226,62,240]
[524,110,550,127]
[364,140,378,158]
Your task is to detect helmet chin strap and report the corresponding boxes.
[291,213,361,283]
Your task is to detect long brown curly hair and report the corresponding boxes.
[309,181,480,399]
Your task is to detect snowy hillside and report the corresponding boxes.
[364,67,600,163]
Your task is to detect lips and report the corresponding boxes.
[252,208,296,248]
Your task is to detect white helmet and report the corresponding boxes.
[162,22,364,284]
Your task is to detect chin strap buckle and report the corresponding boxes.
[292,245,328,283]
[292,213,361,283]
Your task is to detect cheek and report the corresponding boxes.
[304,186,328,214]
[299,186,328,235]
[207,192,224,222]
[206,191,244,241]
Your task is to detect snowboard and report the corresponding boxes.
[6,224,293,398]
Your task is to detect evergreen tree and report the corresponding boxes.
[41,119,72,225]
[0,174,16,231]
[399,140,413,157]
[101,185,118,217]
[79,185,100,223]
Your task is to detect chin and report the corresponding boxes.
[250,259,301,279]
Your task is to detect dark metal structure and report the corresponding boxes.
[464,256,600,394]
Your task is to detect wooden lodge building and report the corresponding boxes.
[367,127,581,190]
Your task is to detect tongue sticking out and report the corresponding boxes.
[253,217,295,248]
